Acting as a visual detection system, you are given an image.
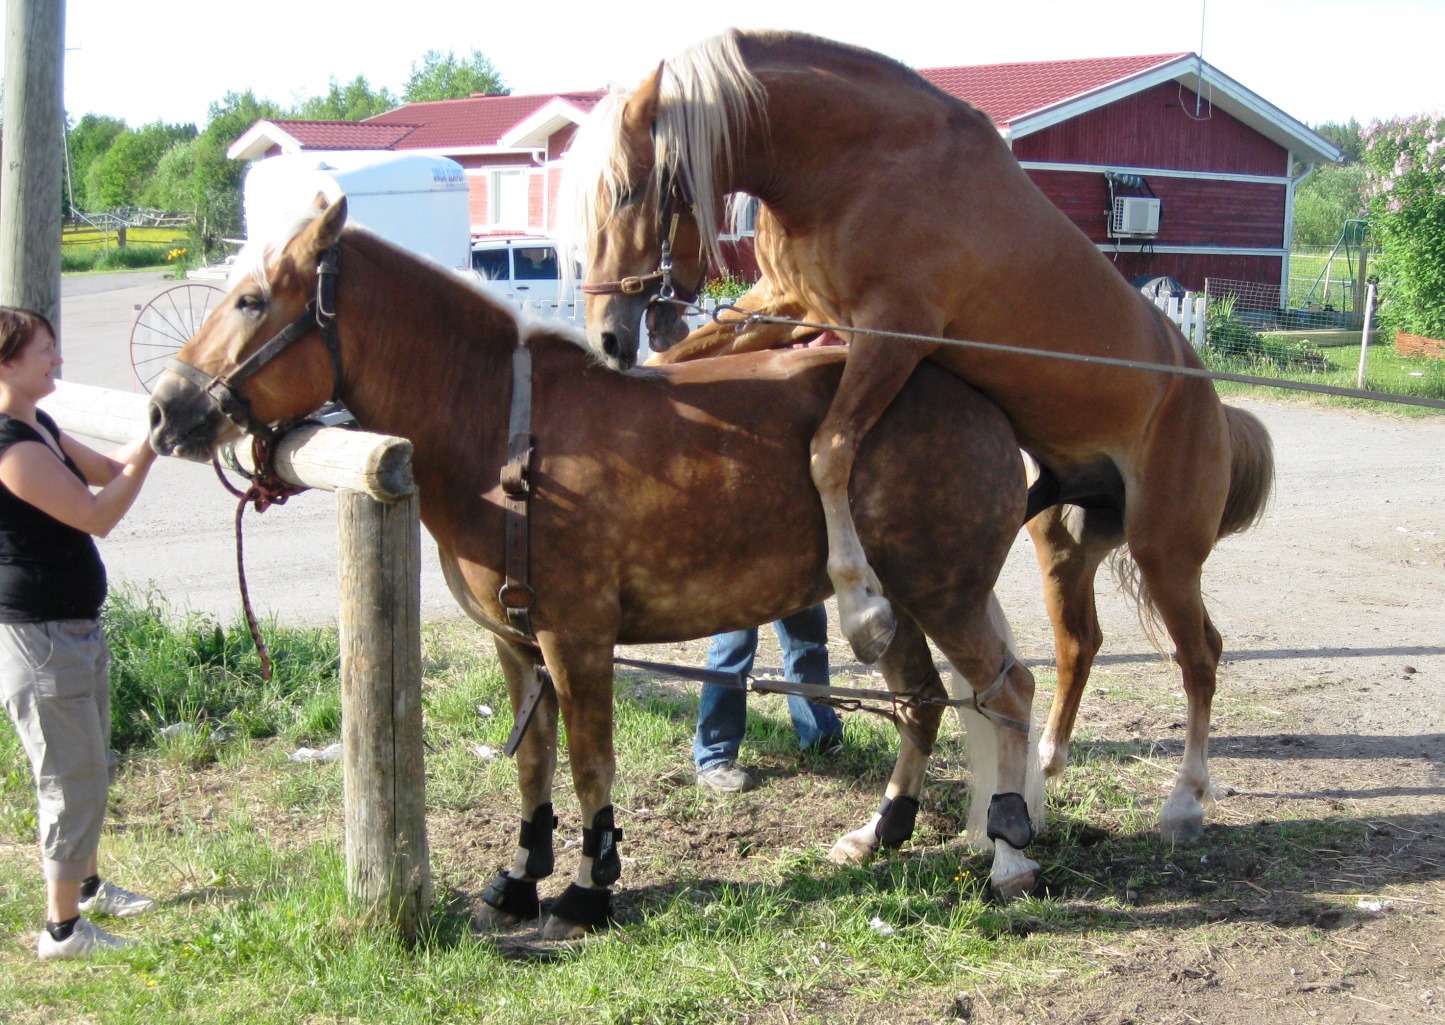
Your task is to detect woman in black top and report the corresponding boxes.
[0,306,159,959]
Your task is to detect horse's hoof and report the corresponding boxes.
[1159,790,1206,842]
[828,828,878,866]
[1159,813,1205,843]
[476,902,522,930]
[846,602,897,665]
[990,861,1039,901]
[540,914,590,941]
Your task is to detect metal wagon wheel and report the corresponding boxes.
[129,282,227,392]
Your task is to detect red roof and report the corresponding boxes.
[264,120,420,150]
[920,53,1189,124]
[364,91,605,149]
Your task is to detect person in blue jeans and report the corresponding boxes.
[694,604,844,791]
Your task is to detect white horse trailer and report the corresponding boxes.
[241,151,471,272]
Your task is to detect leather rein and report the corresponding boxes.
[164,245,345,682]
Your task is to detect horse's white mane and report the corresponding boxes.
[560,30,766,273]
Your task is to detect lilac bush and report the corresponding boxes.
[1362,115,1445,338]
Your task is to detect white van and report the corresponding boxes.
[470,237,577,303]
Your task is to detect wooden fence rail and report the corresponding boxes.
[39,380,431,939]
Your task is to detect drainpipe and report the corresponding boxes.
[1283,156,1319,309]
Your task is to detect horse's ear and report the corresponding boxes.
[300,194,348,257]
[620,62,664,180]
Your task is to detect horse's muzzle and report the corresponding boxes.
[148,370,236,460]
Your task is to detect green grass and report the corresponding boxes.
[61,225,190,273]
[1205,334,1445,412]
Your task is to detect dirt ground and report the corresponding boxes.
[427,396,1440,1025]
[50,274,1444,1023]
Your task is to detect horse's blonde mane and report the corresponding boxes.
[227,211,321,297]
[561,30,766,273]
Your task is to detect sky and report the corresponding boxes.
[15,0,1444,131]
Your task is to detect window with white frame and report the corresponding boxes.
[490,169,527,229]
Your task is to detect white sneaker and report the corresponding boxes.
[79,879,157,919]
[36,917,135,960]
[697,760,752,792]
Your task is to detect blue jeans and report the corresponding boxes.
[693,604,842,770]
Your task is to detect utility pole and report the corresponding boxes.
[0,0,66,348]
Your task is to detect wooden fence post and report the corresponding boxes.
[337,488,429,939]
[1355,281,1378,391]
[0,0,66,337]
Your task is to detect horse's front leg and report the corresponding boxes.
[535,638,620,941]
[478,638,559,928]
[830,614,946,864]
[811,339,929,663]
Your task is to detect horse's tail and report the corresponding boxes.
[1217,404,1275,539]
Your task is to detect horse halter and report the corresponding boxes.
[579,164,702,306]
[165,244,344,435]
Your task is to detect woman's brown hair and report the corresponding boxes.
[0,306,56,364]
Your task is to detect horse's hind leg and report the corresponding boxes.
[921,595,1041,898]
[478,637,559,928]
[1026,503,1124,778]
[1125,437,1230,842]
[1129,551,1222,842]
[829,613,946,865]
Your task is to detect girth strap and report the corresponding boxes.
[498,342,537,637]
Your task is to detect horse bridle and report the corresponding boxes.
[579,164,704,308]
[165,244,344,435]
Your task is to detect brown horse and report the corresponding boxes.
[148,197,1043,939]
[565,29,1275,843]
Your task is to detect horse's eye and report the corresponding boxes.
[236,293,266,316]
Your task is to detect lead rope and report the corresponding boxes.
[210,431,309,681]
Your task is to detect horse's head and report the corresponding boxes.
[564,67,704,370]
[149,195,349,460]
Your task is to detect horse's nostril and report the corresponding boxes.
[602,332,619,358]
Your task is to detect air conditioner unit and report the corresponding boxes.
[1111,196,1161,238]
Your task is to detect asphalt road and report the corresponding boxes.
[52,268,1445,697]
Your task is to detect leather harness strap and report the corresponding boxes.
[498,341,537,638]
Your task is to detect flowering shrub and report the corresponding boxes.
[1362,115,1445,338]
[166,247,188,262]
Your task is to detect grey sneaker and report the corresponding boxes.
[37,917,135,960]
[697,761,752,793]
[79,879,156,919]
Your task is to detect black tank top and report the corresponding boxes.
[0,410,107,622]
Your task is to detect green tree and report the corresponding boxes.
[291,74,398,121]
[1362,115,1445,338]
[83,121,197,209]
[66,113,127,212]
[1292,162,1366,247]
[145,91,284,260]
[1311,118,1365,163]
[402,48,508,103]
